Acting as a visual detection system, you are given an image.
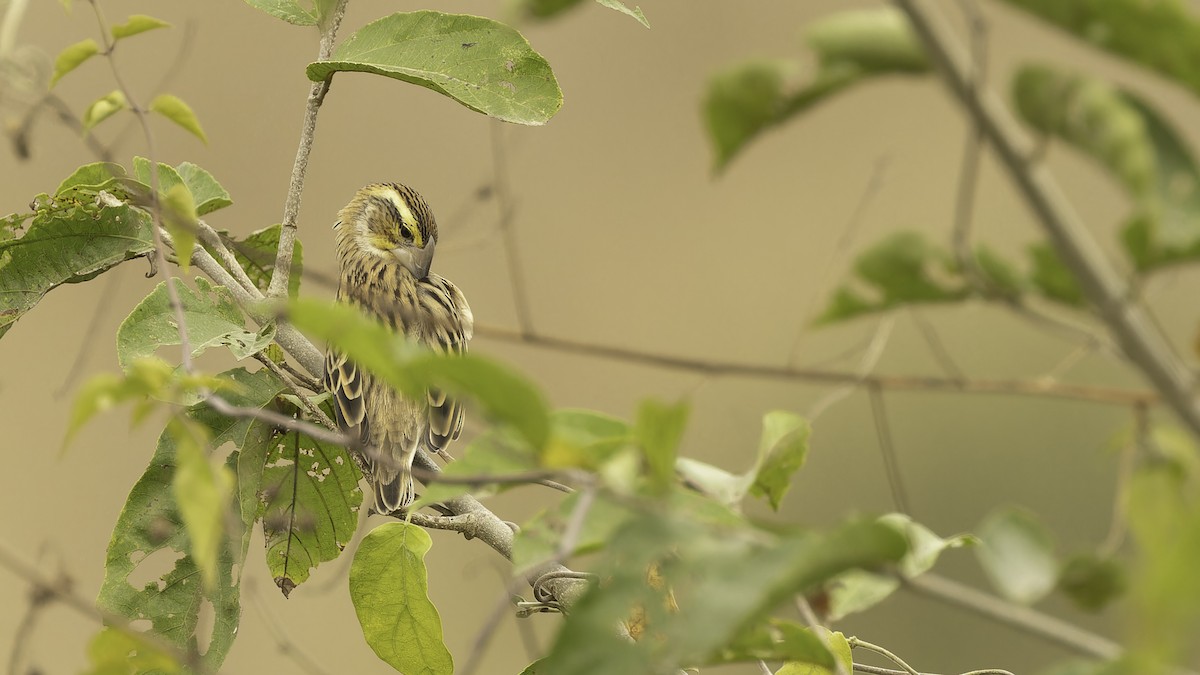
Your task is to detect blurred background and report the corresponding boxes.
[3,0,1200,673]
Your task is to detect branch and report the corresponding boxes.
[891,0,1200,437]
[265,0,347,299]
[473,323,1156,406]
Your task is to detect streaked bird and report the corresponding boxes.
[324,183,474,514]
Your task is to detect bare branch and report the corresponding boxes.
[892,0,1200,437]
[869,384,910,515]
[266,0,348,299]
[473,323,1156,407]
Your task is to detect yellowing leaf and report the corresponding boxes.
[51,38,100,88]
[111,14,171,40]
[82,90,128,132]
[149,94,208,144]
[163,183,198,271]
[172,418,234,593]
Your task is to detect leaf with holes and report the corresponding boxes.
[0,196,153,341]
[259,398,362,596]
[351,522,453,675]
[117,278,275,370]
[306,11,562,126]
[97,368,285,672]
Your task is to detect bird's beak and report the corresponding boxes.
[391,239,435,279]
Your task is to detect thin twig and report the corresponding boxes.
[1100,402,1146,556]
[910,311,964,379]
[868,384,911,515]
[266,0,348,299]
[949,0,987,276]
[474,323,1155,406]
[253,352,337,430]
[491,122,535,336]
[892,0,1200,437]
[245,581,335,675]
[807,318,895,422]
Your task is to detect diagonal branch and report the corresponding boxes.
[892,0,1200,437]
[265,0,348,299]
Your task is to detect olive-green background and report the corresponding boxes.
[3,1,1199,673]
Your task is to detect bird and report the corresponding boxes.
[323,183,474,514]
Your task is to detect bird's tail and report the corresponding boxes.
[374,469,415,515]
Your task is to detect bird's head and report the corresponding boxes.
[337,182,439,278]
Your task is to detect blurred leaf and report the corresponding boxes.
[117,278,274,371]
[51,38,99,87]
[540,408,632,470]
[163,183,197,270]
[97,368,284,672]
[516,0,649,27]
[0,191,152,340]
[976,507,1059,604]
[538,514,905,674]
[594,0,649,28]
[1124,464,1200,670]
[111,14,171,40]
[260,398,362,596]
[306,11,562,126]
[818,231,970,324]
[827,514,974,620]
[66,358,174,445]
[751,411,811,510]
[149,94,208,144]
[777,629,853,675]
[411,429,538,508]
[711,619,832,666]
[82,90,128,131]
[512,491,633,572]
[975,244,1025,299]
[1059,553,1127,612]
[350,523,453,675]
[997,0,1200,99]
[634,398,689,490]
[1012,64,1200,261]
[84,628,181,675]
[705,8,928,172]
[1029,242,1085,308]
[290,298,549,449]
[171,417,234,592]
[176,162,232,216]
[243,0,317,26]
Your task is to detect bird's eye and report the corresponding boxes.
[401,226,414,242]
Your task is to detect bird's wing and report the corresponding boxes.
[419,274,475,454]
[324,347,370,448]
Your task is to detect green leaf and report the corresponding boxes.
[244,0,318,26]
[1013,64,1200,259]
[289,297,550,449]
[111,14,171,40]
[350,523,453,675]
[825,569,901,622]
[50,38,99,87]
[82,90,128,131]
[67,357,175,445]
[751,411,811,510]
[132,156,185,195]
[817,231,970,324]
[149,94,208,144]
[163,183,198,270]
[594,0,649,28]
[306,11,563,126]
[222,224,302,297]
[976,506,1059,604]
[84,628,181,675]
[777,629,853,675]
[512,491,633,572]
[705,8,928,172]
[97,368,285,672]
[1059,553,1127,612]
[540,408,633,470]
[117,278,275,370]
[411,428,539,509]
[539,515,905,674]
[171,417,234,592]
[55,162,134,195]
[997,0,1200,99]
[634,398,689,490]
[711,619,833,666]
[0,192,152,340]
[176,162,233,216]
[883,512,976,577]
[260,398,362,596]
[1028,242,1085,308]
[975,244,1025,299]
